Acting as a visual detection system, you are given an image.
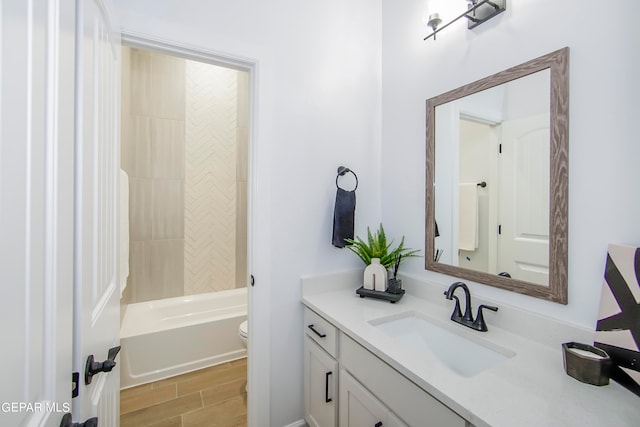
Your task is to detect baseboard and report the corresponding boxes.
[282,420,307,427]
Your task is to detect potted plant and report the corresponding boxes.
[344,223,420,269]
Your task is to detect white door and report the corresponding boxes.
[72,0,121,424]
[498,113,550,285]
[0,1,76,426]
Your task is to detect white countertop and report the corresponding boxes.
[301,272,640,427]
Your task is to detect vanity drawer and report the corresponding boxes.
[304,308,338,358]
[341,334,466,427]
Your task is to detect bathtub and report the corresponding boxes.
[120,287,247,389]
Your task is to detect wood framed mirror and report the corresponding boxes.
[425,47,569,304]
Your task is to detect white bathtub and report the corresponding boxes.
[120,287,247,389]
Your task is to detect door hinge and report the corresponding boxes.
[72,372,79,398]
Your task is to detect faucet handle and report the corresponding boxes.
[472,304,498,332]
[449,295,463,321]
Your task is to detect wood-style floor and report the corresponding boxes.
[120,358,247,427]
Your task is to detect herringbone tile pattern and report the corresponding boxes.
[184,62,239,295]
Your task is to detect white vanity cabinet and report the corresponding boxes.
[340,334,468,427]
[303,307,469,427]
[304,309,339,427]
[340,369,407,427]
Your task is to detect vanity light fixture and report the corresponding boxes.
[427,13,443,40]
[424,0,506,41]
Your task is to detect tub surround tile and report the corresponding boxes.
[235,126,248,182]
[131,49,152,117]
[150,53,185,120]
[235,181,248,289]
[132,116,153,178]
[124,48,249,303]
[151,118,185,180]
[149,239,184,300]
[120,117,134,174]
[131,49,186,121]
[236,71,249,128]
[151,179,184,240]
[184,61,238,296]
[130,240,185,303]
[129,242,152,302]
[129,178,153,241]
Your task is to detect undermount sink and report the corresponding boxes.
[369,311,515,377]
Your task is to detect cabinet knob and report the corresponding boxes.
[375,422,383,427]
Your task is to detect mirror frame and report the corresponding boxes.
[425,47,569,304]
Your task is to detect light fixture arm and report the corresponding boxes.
[424,0,506,41]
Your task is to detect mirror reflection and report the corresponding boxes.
[434,69,551,286]
[425,48,568,304]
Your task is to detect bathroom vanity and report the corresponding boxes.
[304,307,465,427]
[301,270,640,427]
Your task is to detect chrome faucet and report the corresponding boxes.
[444,282,498,332]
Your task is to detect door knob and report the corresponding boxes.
[85,345,121,385]
[60,413,98,427]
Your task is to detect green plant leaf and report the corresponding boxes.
[343,224,421,269]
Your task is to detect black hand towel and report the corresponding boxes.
[332,188,356,248]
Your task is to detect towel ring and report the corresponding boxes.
[336,166,358,191]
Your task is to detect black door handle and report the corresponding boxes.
[60,413,98,427]
[85,345,121,385]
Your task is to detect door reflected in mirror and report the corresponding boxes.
[425,48,568,304]
[435,69,550,286]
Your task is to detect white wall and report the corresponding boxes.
[113,1,382,425]
[382,0,640,329]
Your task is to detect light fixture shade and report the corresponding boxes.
[427,13,442,32]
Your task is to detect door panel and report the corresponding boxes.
[498,114,550,286]
[339,370,390,427]
[304,337,337,427]
[0,1,75,425]
[73,0,121,423]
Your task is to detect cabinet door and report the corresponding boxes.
[305,337,338,427]
[340,370,408,427]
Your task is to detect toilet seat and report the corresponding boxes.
[239,320,248,338]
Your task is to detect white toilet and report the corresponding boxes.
[239,320,248,347]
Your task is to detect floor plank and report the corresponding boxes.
[120,358,247,427]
